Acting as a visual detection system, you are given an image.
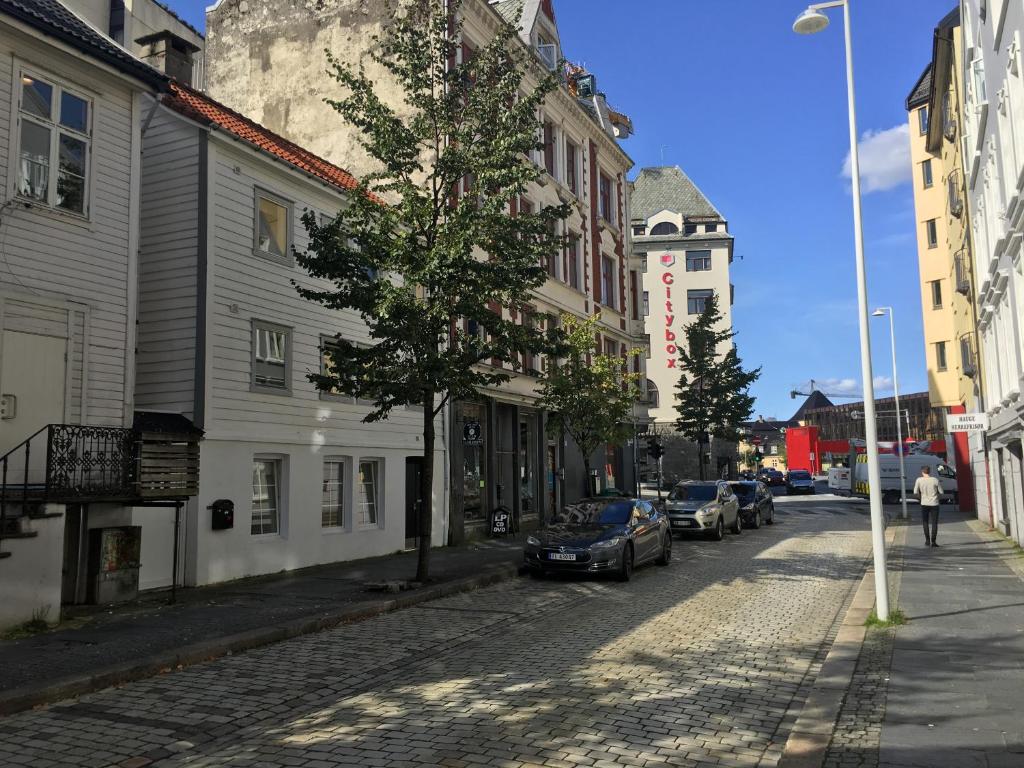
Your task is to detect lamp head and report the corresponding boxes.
[872,309,887,317]
[793,7,830,34]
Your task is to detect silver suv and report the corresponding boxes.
[664,481,741,541]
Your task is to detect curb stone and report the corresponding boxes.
[777,521,903,768]
[0,563,524,717]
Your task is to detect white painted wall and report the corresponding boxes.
[0,506,65,631]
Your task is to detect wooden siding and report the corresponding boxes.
[136,105,200,418]
[0,27,142,427]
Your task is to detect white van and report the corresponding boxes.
[828,454,957,503]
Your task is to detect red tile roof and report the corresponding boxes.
[164,81,380,202]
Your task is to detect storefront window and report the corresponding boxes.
[604,443,617,490]
[520,416,537,515]
[462,403,487,521]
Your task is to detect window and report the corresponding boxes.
[601,255,616,309]
[705,223,718,233]
[599,173,615,225]
[632,225,646,237]
[684,223,698,235]
[646,380,659,408]
[252,320,291,393]
[686,250,712,271]
[935,341,948,371]
[921,159,933,187]
[17,72,91,215]
[251,458,282,535]
[642,290,649,317]
[357,460,381,527]
[687,289,713,315]
[629,270,640,320]
[650,221,678,236]
[322,459,347,528]
[254,189,291,262]
[918,106,929,134]
[567,231,581,290]
[930,279,943,309]
[925,218,938,248]
[542,120,556,176]
[565,138,579,194]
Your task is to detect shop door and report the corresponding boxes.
[0,330,66,460]
[405,457,424,549]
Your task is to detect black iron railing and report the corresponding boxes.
[955,247,972,295]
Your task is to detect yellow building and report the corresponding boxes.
[905,7,981,513]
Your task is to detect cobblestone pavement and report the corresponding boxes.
[0,498,873,768]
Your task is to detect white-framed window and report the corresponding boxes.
[930,279,943,309]
[252,320,291,393]
[921,159,933,187]
[254,188,292,263]
[925,218,938,248]
[566,231,581,290]
[642,290,650,317]
[687,289,713,315]
[686,250,712,271]
[918,106,929,134]
[357,459,382,528]
[16,70,91,215]
[322,457,348,529]
[935,340,948,371]
[565,138,580,195]
[251,457,283,535]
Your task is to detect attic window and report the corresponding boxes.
[650,222,679,236]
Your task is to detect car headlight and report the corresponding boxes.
[526,535,541,547]
[591,537,623,550]
[696,507,715,517]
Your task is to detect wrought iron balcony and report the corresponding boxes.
[955,247,972,295]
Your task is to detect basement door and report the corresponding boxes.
[0,330,66,458]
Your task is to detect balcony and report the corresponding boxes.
[948,169,964,218]
[960,334,978,378]
[955,247,972,295]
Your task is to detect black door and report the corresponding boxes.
[405,457,424,550]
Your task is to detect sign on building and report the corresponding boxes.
[946,413,989,433]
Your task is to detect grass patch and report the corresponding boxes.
[865,608,907,628]
[1,616,50,641]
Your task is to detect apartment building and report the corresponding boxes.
[630,166,735,479]
[905,7,981,514]
[959,0,1024,544]
[204,0,646,539]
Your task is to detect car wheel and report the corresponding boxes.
[617,543,634,582]
[731,510,742,535]
[656,533,672,565]
[752,509,762,529]
[708,516,725,541]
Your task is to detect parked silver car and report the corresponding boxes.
[664,481,742,541]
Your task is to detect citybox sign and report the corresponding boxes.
[945,413,989,433]
[661,254,677,369]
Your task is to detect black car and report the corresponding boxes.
[758,468,785,487]
[729,481,775,528]
[523,497,671,581]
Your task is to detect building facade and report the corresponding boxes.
[204,0,646,540]
[906,7,981,514]
[959,0,1024,544]
[630,166,736,480]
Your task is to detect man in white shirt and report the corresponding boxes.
[913,465,943,547]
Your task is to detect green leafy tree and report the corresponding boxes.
[537,314,640,499]
[295,0,569,582]
[738,448,758,470]
[674,294,761,480]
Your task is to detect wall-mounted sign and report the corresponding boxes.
[660,253,676,268]
[662,269,676,369]
[463,421,483,446]
[946,413,988,433]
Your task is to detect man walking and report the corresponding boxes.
[914,465,943,547]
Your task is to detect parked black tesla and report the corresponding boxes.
[730,481,776,528]
[523,497,671,581]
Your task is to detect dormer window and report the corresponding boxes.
[536,34,558,71]
[650,222,679,236]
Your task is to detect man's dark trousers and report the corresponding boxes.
[922,504,939,543]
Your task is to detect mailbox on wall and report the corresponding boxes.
[209,499,234,530]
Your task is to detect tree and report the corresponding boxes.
[537,314,640,499]
[738,448,758,470]
[673,294,761,480]
[295,0,569,582]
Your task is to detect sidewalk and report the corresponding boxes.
[877,512,1024,767]
[0,535,526,714]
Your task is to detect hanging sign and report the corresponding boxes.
[463,421,483,445]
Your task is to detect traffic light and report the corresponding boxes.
[647,437,665,460]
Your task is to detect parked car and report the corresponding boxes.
[758,468,785,487]
[730,481,775,528]
[785,469,816,495]
[523,497,671,581]
[664,481,741,540]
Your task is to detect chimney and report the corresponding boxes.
[136,30,199,85]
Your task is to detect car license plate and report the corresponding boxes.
[548,552,576,561]
[673,519,694,527]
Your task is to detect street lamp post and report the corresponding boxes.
[873,307,909,521]
[793,0,890,620]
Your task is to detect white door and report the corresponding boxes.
[0,330,67,459]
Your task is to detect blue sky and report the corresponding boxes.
[173,0,951,421]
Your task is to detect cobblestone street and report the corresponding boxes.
[0,498,873,768]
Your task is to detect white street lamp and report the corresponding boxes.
[873,307,909,521]
[793,0,890,620]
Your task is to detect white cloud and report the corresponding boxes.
[795,376,894,399]
[873,375,894,392]
[841,124,911,193]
